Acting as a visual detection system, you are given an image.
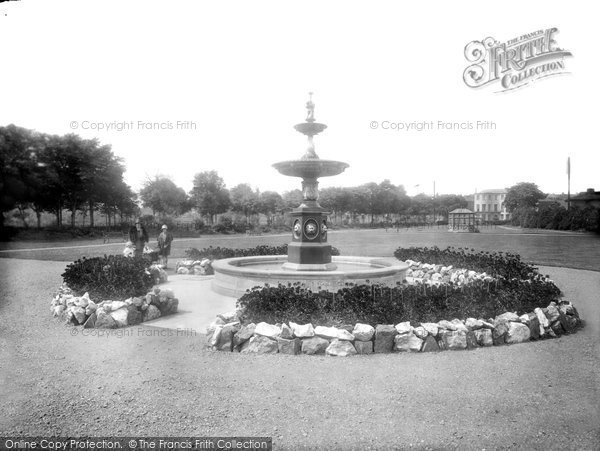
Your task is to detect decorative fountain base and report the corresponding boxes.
[211,255,409,298]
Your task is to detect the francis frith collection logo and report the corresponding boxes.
[463,28,572,92]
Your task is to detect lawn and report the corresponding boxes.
[1,226,598,271]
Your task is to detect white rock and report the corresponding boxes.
[465,318,484,329]
[437,320,456,331]
[519,314,530,325]
[394,332,423,352]
[254,322,281,338]
[52,305,65,317]
[75,296,89,308]
[110,307,129,327]
[395,321,413,334]
[413,326,428,339]
[158,288,175,300]
[107,301,127,312]
[315,326,339,340]
[352,323,375,341]
[506,322,531,344]
[421,322,439,336]
[545,304,560,322]
[280,323,294,339]
[289,322,315,338]
[144,304,161,322]
[72,307,86,324]
[337,329,355,341]
[217,310,238,323]
[495,312,520,323]
[481,320,495,329]
[208,325,223,347]
[325,339,357,357]
[450,319,468,332]
[177,267,190,274]
[534,308,550,327]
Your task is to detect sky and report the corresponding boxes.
[0,0,598,197]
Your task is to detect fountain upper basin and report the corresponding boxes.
[211,255,409,298]
[272,160,349,179]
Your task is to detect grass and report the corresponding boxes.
[0,226,598,271]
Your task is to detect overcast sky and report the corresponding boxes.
[1,0,597,197]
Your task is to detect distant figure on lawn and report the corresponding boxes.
[157,224,173,268]
[129,219,149,258]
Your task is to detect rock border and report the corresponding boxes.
[207,303,582,356]
[175,259,213,275]
[51,284,179,329]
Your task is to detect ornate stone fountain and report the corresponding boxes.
[272,93,349,270]
[211,95,408,298]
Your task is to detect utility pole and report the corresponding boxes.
[432,180,436,226]
[567,156,571,211]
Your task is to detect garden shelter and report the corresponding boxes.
[448,208,476,232]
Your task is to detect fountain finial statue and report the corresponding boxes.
[306,92,315,123]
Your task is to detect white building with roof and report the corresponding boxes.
[473,189,511,222]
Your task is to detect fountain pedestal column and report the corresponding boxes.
[284,195,335,271]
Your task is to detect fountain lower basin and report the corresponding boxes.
[211,255,409,298]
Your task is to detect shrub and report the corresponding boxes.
[237,276,561,327]
[193,218,206,231]
[185,244,340,261]
[62,255,154,301]
[393,246,536,280]
[212,216,233,234]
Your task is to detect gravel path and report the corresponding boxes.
[0,258,598,450]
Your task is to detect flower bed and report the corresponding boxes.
[208,247,582,356]
[55,253,174,329]
[235,247,562,326]
[51,285,179,328]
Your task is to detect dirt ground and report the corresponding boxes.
[1,258,599,450]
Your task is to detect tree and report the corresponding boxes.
[80,141,129,227]
[140,176,189,217]
[504,182,546,212]
[230,183,259,222]
[281,190,303,211]
[101,181,139,228]
[0,125,39,228]
[408,193,434,218]
[257,191,284,225]
[352,183,381,223]
[189,171,230,224]
[436,194,468,219]
[375,180,410,217]
[319,187,353,223]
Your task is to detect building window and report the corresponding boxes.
[494,204,498,212]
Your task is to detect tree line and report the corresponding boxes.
[4,125,596,234]
[504,182,599,232]
[140,171,470,226]
[0,124,136,230]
